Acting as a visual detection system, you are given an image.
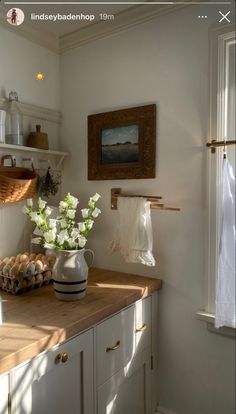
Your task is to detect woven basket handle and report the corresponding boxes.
[0,155,16,167]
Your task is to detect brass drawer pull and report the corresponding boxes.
[55,352,69,364]
[135,323,147,333]
[106,340,121,352]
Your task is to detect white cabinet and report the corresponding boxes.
[3,293,158,414]
[97,348,151,414]
[0,373,9,414]
[10,329,93,414]
[96,296,153,414]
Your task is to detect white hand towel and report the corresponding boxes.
[110,197,156,267]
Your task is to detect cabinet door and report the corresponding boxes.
[0,373,9,414]
[97,348,152,414]
[11,329,93,414]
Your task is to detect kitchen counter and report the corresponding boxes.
[0,267,162,375]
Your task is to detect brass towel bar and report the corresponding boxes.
[111,188,180,211]
[206,140,236,153]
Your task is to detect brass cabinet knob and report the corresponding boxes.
[55,352,69,364]
[135,323,147,333]
[106,340,121,353]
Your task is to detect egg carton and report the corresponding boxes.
[0,269,53,295]
[0,252,56,295]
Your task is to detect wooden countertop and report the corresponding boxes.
[0,267,162,375]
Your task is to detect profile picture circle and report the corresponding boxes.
[7,8,25,26]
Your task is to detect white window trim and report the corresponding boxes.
[200,24,235,331]
[196,311,236,338]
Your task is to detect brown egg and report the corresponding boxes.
[20,254,30,263]
[43,270,52,284]
[18,262,28,275]
[42,257,50,269]
[19,279,28,290]
[3,277,10,289]
[35,273,43,285]
[9,263,20,278]
[3,257,9,264]
[22,252,30,257]
[7,258,15,267]
[26,262,36,275]
[30,275,36,286]
[0,262,5,272]
[2,264,10,276]
[29,253,36,261]
[16,254,21,262]
[35,260,44,272]
[35,253,44,261]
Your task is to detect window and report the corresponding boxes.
[206,24,235,316]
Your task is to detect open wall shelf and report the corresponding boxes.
[0,143,69,169]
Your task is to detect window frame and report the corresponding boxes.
[205,23,235,315]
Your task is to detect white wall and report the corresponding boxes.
[61,6,235,414]
[0,25,60,109]
[0,25,60,258]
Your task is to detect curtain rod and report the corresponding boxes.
[206,140,236,153]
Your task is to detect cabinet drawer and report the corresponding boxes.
[134,296,151,354]
[96,305,135,386]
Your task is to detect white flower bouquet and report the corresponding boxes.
[23,193,101,250]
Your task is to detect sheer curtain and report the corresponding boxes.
[215,158,236,328]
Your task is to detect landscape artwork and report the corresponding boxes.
[88,104,156,180]
[101,125,139,164]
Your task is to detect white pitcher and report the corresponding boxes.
[52,249,94,301]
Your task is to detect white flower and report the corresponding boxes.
[68,195,79,209]
[86,219,94,230]
[49,219,57,229]
[92,208,101,218]
[81,208,89,218]
[78,236,87,248]
[78,222,86,232]
[67,238,77,249]
[60,218,67,229]
[22,192,101,251]
[30,212,38,221]
[45,206,52,216]
[59,201,67,212]
[22,205,30,214]
[31,237,41,244]
[30,213,44,226]
[44,230,56,243]
[57,230,69,244]
[91,193,101,202]
[44,242,55,249]
[67,209,76,219]
[38,199,47,210]
[35,216,44,226]
[71,228,80,238]
[26,199,33,207]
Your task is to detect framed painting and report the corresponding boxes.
[88,104,156,180]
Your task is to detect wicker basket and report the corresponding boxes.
[0,155,37,204]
